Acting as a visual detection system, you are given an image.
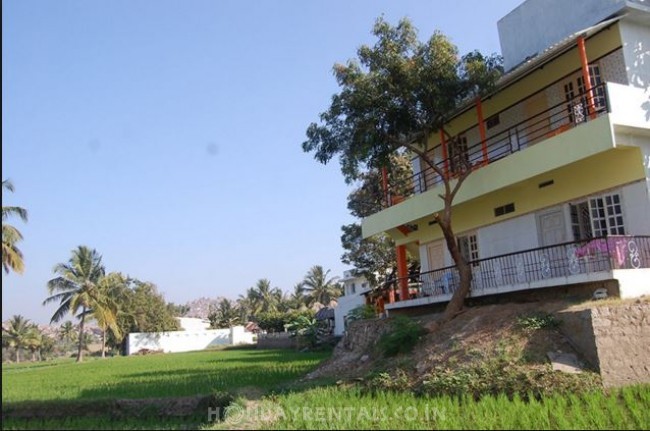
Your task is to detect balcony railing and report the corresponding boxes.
[383,82,610,208]
[382,235,649,303]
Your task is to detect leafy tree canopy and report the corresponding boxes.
[303,17,502,182]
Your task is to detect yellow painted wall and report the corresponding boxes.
[394,146,645,246]
[364,115,621,237]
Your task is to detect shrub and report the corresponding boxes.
[378,316,426,357]
[347,304,376,322]
[420,360,601,400]
[286,315,318,348]
[365,369,411,392]
[516,313,560,330]
[257,310,315,333]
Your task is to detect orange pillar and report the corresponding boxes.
[476,98,488,165]
[577,36,596,119]
[397,245,409,302]
[440,129,449,179]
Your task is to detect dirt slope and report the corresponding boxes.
[308,300,588,383]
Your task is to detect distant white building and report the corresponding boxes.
[333,270,372,336]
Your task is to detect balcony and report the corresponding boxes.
[385,82,610,207]
[381,235,650,310]
[362,81,648,239]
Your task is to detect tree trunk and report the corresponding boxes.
[427,210,473,332]
[15,348,20,364]
[77,309,86,363]
[101,329,106,358]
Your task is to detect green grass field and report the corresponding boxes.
[254,384,650,430]
[4,347,649,430]
[2,348,329,403]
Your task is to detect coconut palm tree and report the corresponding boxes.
[2,315,32,362]
[58,321,76,343]
[289,283,309,310]
[94,272,126,357]
[236,295,253,323]
[251,279,282,314]
[24,325,44,361]
[208,298,240,329]
[301,266,342,306]
[2,179,28,275]
[43,246,106,362]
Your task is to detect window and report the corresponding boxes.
[577,65,605,112]
[458,234,479,264]
[350,283,356,295]
[449,135,469,174]
[570,192,625,240]
[494,203,515,217]
[564,65,605,125]
[564,81,578,123]
[486,115,500,129]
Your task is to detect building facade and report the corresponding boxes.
[361,0,650,312]
[333,270,371,336]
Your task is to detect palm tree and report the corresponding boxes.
[58,321,76,343]
[43,246,106,362]
[2,179,28,275]
[2,315,32,362]
[301,266,342,306]
[208,298,240,329]
[24,325,44,361]
[236,295,253,323]
[289,283,308,310]
[94,272,126,357]
[251,279,282,314]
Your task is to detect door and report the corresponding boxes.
[537,209,567,247]
[519,92,550,149]
[426,241,445,271]
[423,241,445,295]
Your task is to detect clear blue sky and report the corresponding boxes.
[2,0,523,324]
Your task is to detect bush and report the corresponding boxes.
[365,369,411,392]
[420,360,601,400]
[378,316,426,357]
[286,315,318,348]
[347,304,376,322]
[257,310,315,333]
[516,313,560,331]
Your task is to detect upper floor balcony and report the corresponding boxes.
[362,80,649,239]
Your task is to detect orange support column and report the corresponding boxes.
[397,245,409,302]
[578,36,596,119]
[476,98,488,165]
[440,129,449,179]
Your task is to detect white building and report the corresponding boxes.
[362,0,650,313]
[333,270,372,336]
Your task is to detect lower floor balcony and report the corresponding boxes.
[383,235,650,311]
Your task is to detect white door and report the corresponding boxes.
[537,209,567,247]
[426,241,445,271]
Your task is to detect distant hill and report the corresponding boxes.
[182,297,226,319]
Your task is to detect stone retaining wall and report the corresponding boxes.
[557,302,649,387]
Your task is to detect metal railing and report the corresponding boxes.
[382,82,610,208]
[382,235,649,302]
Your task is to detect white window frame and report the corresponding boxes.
[570,191,626,240]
